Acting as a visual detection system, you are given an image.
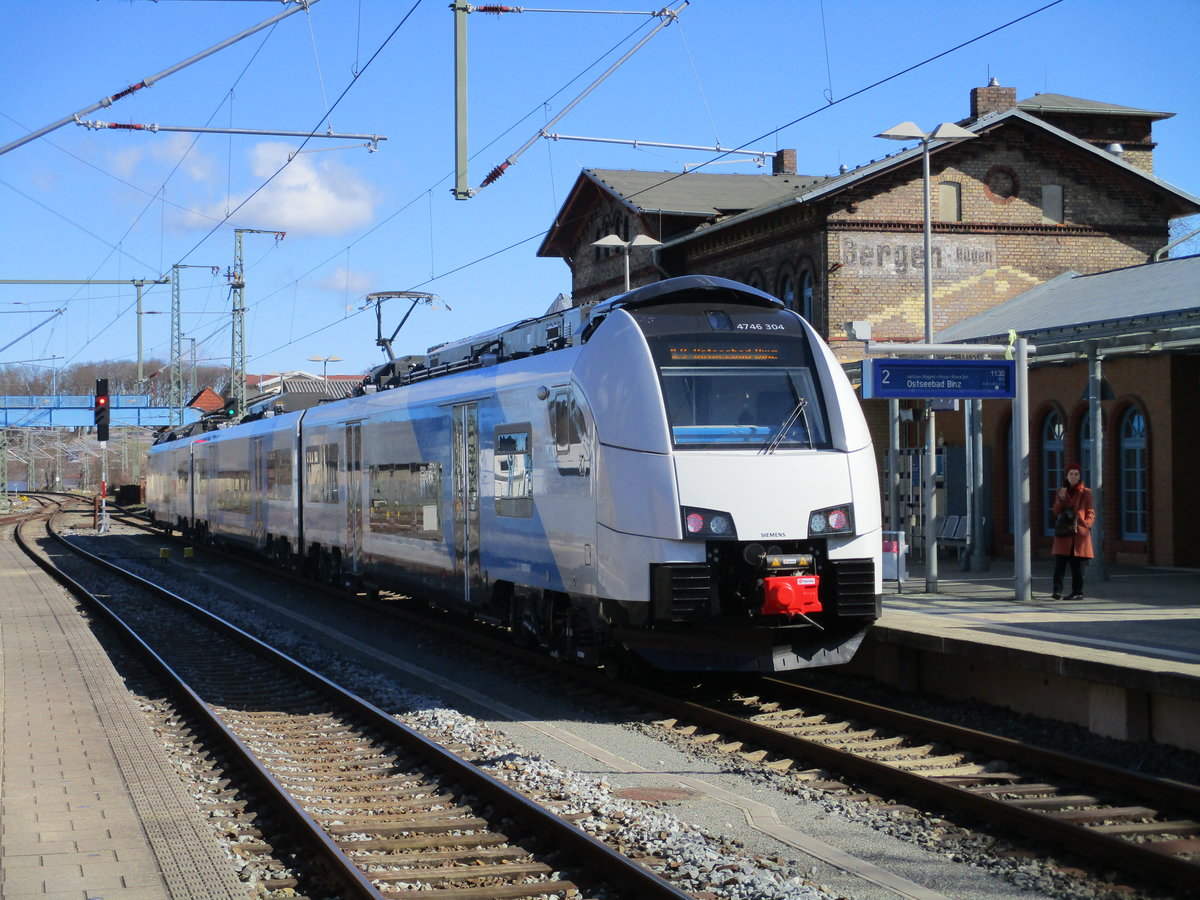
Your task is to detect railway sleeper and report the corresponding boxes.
[749,711,827,725]
[1089,819,1200,836]
[1007,793,1103,810]
[933,772,1023,786]
[337,832,512,852]
[345,849,531,867]
[1140,837,1200,856]
[779,722,852,737]
[889,753,970,769]
[315,809,476,826]
[289,787,458,805]
[964,782,1062,797]
[368,861,554,883]
[372,881,581,900]
[868,744,935,761]
[323,816,492,835]
[1043,805,1158,823]
[823,734,906,751]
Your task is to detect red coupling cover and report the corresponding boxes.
[761,574,821,616]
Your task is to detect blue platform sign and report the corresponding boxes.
[862,358,1015,399]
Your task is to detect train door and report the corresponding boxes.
[251,436,265,545]
[345,421,363,575]
[452,403,481,607]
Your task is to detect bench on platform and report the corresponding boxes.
[940,515,971,559]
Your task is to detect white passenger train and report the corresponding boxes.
[147,276,881,672]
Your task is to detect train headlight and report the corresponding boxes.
[809,504,854,537]
[682,507,737,540]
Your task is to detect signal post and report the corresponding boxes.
[94,378,110,533]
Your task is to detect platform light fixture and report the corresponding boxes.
[591,233,662,292]
[308,355,343,392]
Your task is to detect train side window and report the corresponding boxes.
[304,442,340,503]
[494,424,533,517]
[368,462,442,539]
[549,390,590,475]
[550,391,577,454]
[267,448,292,501]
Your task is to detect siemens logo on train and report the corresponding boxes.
[147,276,882,674]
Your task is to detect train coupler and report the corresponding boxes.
[761,574,822,619]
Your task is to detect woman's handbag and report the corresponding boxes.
[1054,510,1078,538]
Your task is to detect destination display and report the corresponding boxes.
[862,358,1016,399]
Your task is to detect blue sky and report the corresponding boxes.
[2,0,1198,385]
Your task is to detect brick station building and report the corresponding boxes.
[538,81,1200,567]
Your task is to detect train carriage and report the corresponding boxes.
[148,275,882,673]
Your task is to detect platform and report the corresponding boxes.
[0,528,247,900]
[850,558,1200,752]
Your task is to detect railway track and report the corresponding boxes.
[70,497,1200,896]
[652,678,1200,893]
[17,496,694,900]
[339,586,1200,896]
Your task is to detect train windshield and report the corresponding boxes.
[631,301,831,451]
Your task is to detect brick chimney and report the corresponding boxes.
[772,148,797,175]
[970,77,1017,119]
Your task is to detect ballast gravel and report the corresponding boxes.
[72,526,1195,900]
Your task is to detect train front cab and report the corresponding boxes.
[579,280,882,673]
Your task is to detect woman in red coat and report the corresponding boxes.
[1051,462,1096,599]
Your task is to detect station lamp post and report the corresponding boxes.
[591,233,662,292]
[876,120,976,592]
[307,355,343,393]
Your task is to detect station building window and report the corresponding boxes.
[1042,184,1064,224]
[938,181,962,222]
[1119,407,1148,540]
[799,269,814,322]
[778,272,796,311]
[1041,411,1064,535]
[1078,411,1095,490]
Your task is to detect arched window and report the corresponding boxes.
[1041,411,1064,536]
[799,269,814,321]
[779,272,796,312]
[1119,407,1148,540]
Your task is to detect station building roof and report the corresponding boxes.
[935,254,1200,359]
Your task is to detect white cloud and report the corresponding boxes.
[107,134,216,184]
[317,265,375,298]
[195,142,378,236]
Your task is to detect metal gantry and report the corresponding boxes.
[227,230,284,416]
[170,265,219,427]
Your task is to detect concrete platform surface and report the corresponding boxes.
[0,530,247,900]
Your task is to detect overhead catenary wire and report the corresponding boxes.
[75,118,387,147]
[11,0,1071,377]
[250,0,1072,365]
[618,0,1069,206]
[0,0,323,158]
[472,1,689,193]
